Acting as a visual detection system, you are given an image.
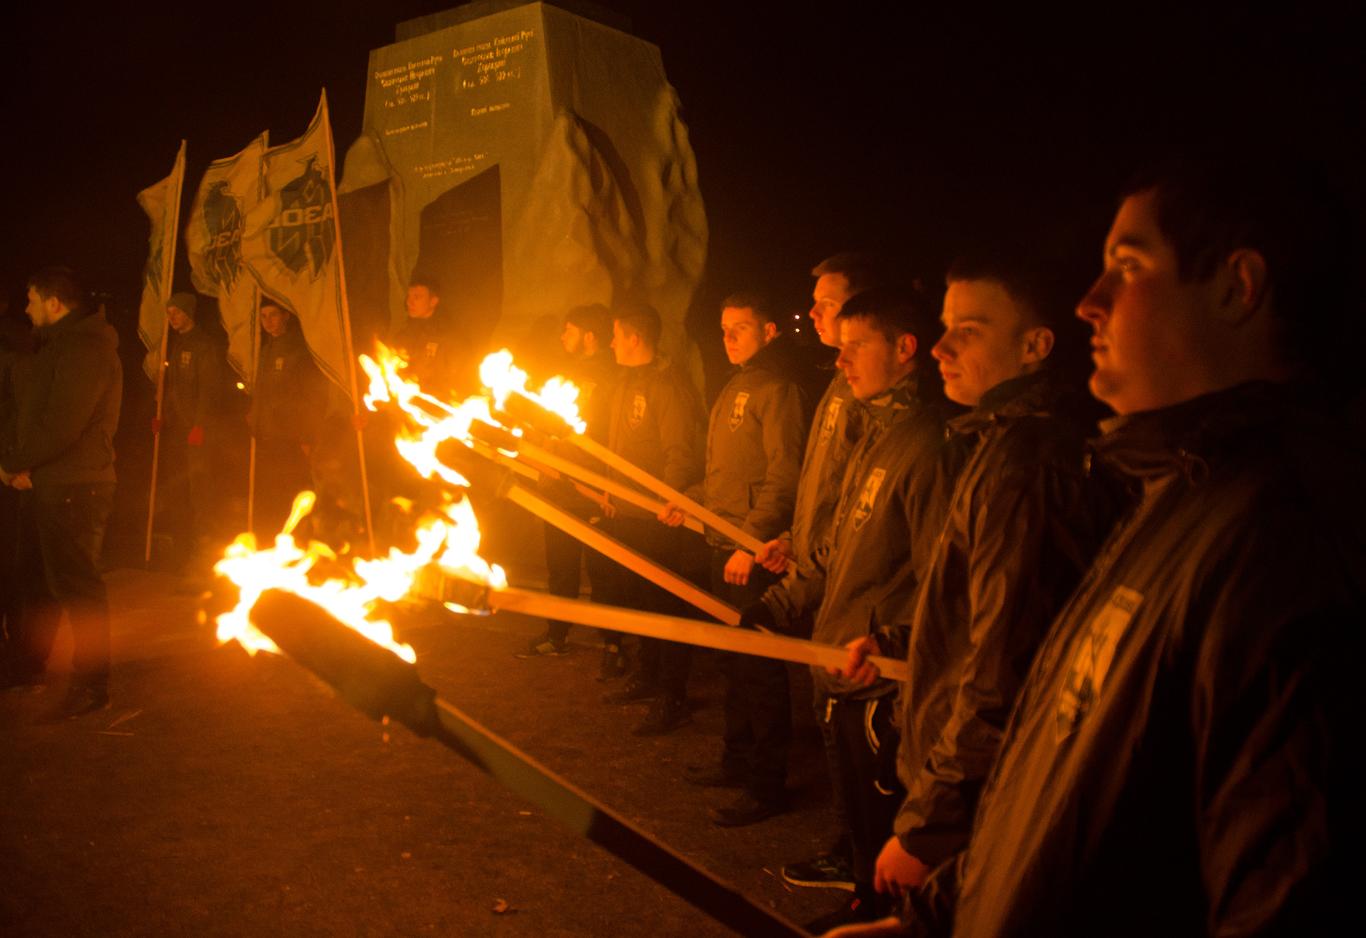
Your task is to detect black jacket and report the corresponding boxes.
[252,321,329,445]
[166,324,226,429]
[602,357,705,494]
[2,308,122,487]
[765,371,959,698]
[913,381,1365,937]
[696,338,810,546]
[892,370,1120,868]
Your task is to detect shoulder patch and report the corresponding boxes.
[1055,586,1142,741]
[818,396,843,444]
[727,391,750,431]
[850,467,886,532]
[628,392,648,430]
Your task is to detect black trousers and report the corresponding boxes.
[711,549,790,802]
[13,483,115,688]
[594,516,703,697]
[822,691,903,898]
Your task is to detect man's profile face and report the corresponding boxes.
[166,304,194,334]
[561,321,584,356]
[610,320,634,365]
[835,315,913,400]
[809,273,852,348]
[25,287,55,327]
[1077,189,1216,415]
[260,304,290,338]
[721,306,775,365]
[406,285,439,320]
[933,280,1041,406]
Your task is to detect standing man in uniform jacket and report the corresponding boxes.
[841,160,1365,937]
[757,252,888,892]
[0,268,122,719]
[163,290,229,560]
[597,302,707,735]
[660,292,810,824]
[392,274,457,396]
[249,300,328,538]
[840,250,1120,904]
[747,288,962,932]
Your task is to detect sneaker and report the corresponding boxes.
[709,791,787,828]
[514,633,568,658]
[597,642,628,681]
[601,677,660,705]
[803,892,883,933]
[40,684,110,723]
[632,696,691,736]
[781,852,856,892]
[682,763,747,789]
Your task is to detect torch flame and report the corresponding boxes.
[479,349,588,435]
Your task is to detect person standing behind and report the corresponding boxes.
[162,290,228,564]
[392,274,457,396]
[519,303,620,657]
[750,288,961,932]
[0,267,122,718]
[597,302,706,734]
[661,292,810,824]
[249,300,328,538]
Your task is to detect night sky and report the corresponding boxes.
[5,0,1363,327]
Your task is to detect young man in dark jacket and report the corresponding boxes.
[596,302,707,734]
[839,160,1365,937]
[749,287,962,931]
[840,251,1120,909]
[0,267,122,718]
[661,292,810,822]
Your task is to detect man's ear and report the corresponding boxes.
[762,321,779,342]
[896,332,917,364]
[1217,248,1270,326]
[1021,326,1054,365]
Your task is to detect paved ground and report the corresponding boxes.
[2,546,850,935]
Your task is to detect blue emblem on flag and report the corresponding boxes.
[203,181,244,289]
[268,156,334,280]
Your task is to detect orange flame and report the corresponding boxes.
[479,349,588,435]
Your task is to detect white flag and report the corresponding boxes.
[185,132,269,382]
[241,91,350,394]
[136,140,186,381]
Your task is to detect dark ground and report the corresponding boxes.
[1,519,846,937]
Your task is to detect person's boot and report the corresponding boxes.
[709,789,787,827]
[40,682,110,722]
[780,849,856,892]
[682,762,747,788]
[597,641,628,681]
[632,695,691,736]
[601,675,660,704]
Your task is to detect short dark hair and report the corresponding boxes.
[27,266,85,310]
[612,301,662,350]
[1121,156,1355,371]
[836,286,938,360]
[564,303,611,342]
[811,251,887,296]
[721,291,777,328]
[408,273,442,297]
[945,245,1090,375]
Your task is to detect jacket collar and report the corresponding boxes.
[947,369,1056,436]
[1090,380,1295,484]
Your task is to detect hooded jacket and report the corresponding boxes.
[913,381,1365,937]
[2,307,122,487]
[790,367,864,570]
[697,337,810,547]
[891,370,1120,868]
[763,371,960,698]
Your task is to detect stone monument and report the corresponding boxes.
[341,0,707,381]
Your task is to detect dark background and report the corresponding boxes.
[5,0,1362,316]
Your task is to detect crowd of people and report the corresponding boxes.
[2,153,1361,935]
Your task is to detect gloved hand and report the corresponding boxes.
[187,425,205,447]
[738,601,776,632]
